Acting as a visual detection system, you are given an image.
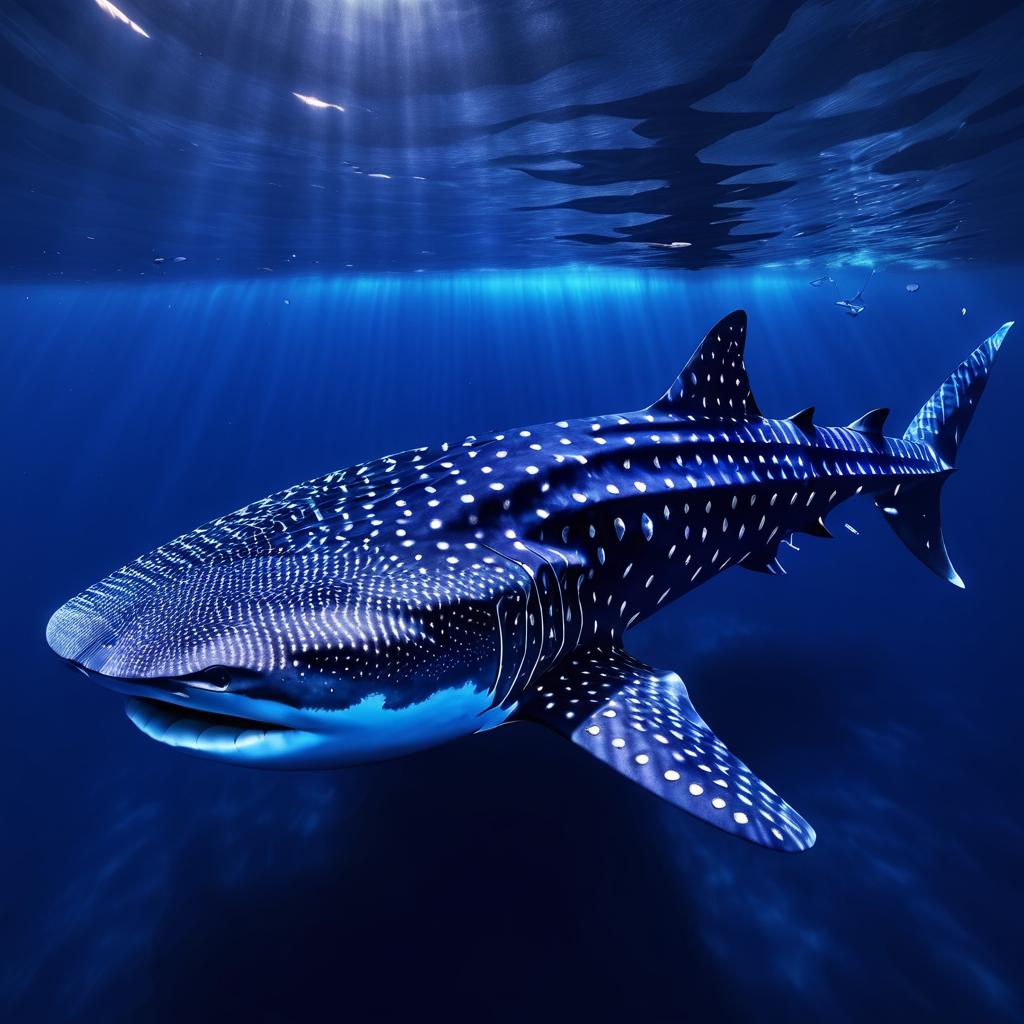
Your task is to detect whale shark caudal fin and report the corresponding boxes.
[876,321,1013,589]
[650,310,762,419]
[514,647,815,852]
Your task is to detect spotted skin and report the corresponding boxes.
[46,311,1011,851]
[521,649,815,851]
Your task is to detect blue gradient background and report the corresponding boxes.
[2,271,1020,1021]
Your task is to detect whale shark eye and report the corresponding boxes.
[179,666,232,688]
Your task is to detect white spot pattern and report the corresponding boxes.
[45,309,984,850]
[521,648,816,852]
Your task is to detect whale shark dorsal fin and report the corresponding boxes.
[848,407,889,436]
[651,310,762,419]
[514,647,815,852]
[787,406,815,437]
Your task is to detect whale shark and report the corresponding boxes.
[46,311,1011,852]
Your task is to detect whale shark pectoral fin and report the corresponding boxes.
[516,647,815,852]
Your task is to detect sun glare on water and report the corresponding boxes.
[93,0,149,38]
[292,92,346,113]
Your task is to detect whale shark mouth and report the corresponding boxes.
[124,695,298,755]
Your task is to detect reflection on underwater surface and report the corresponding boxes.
[3,1,1024,278]
[1,271,1021,1020]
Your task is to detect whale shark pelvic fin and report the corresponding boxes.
[651,310,762,419]
[799,516,833,539]
[515,647,815,852]
[738,548,785,574]
[878,321,1013,588]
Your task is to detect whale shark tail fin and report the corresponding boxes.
[876,475,962,588]
[876,321,1012,588]
[902,321,1012,467]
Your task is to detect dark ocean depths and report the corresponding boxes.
[2,2,1024,1023]
[3,272,1021,1022]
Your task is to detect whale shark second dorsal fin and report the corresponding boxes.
[651,310,762,419]
[787,406,815,438]
[848,407,889,436]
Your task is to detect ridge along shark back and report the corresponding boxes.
[46,311,1012,852]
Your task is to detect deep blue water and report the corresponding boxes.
[2,271,1021,1021]
[3,1,1024,1021]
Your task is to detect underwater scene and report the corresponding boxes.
[2,2,1022,1022]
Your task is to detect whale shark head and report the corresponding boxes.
[47,539,528,768]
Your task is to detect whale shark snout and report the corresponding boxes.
[46,556,518,769]
[46,595,122,675]
[46,597,333,765]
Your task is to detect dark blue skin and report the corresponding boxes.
[47,311,1011,851]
